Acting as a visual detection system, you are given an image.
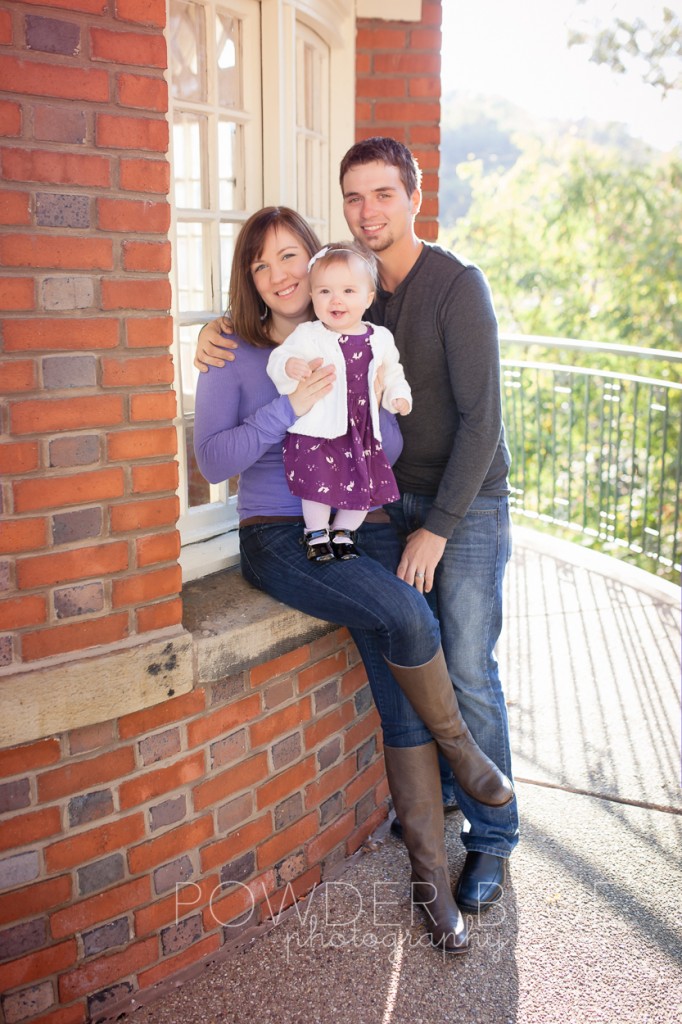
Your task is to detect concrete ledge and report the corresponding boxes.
[0,631,194,748]
[6,528,673,750]
[0,568,337,749]
[513,524,680,605]
[182,566,337,684]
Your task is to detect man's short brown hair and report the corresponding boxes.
[339,137,422,197]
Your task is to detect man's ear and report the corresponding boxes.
[410,188,422,216]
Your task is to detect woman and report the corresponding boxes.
[193,207,514,954]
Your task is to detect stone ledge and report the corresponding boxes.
[0,568,336,750]
[0,631,194,748]
[182,566,336,684]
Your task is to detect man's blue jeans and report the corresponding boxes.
[240,521,436,747]
[386,493,520,858]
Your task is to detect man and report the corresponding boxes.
[195,137,519,914]
[339,137,518,912]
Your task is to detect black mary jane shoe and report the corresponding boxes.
[330,528,360,560]
[304,528,335,563]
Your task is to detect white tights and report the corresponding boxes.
[302,500,366,545]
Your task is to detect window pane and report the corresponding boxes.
[168,0,264,558]
[219,221,238,305]
[173,113,207,209]
[177,323,200,411]
[176,222,206,312]
[295,23,329,237]
[170,1,207,103]
[218,120,244,209]
[216,10,241,108]
[177,326,230,510]
[302,43,314,130]
[185,420,214,508]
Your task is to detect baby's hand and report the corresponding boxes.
[393,398,411,416]
[285,357,312,381]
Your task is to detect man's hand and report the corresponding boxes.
[195,317,238,371]
[397,528,447,594]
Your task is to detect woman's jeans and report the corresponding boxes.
[240,521,437,748]
[387,494,519,858]
[240,505,519,857]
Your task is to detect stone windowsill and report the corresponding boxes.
[181,565,338,685]
[1,568,333,749]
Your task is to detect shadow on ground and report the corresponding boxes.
[122,528,681,1024]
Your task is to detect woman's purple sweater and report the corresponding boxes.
[193,337,403,522]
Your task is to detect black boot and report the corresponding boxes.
[456,852,507,914]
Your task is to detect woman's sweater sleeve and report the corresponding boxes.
[194,358,297,484]
[379,407,403,466]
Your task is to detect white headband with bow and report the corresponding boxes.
[307,246,374,273]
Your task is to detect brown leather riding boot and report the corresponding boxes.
[385,649,514,807]
[384,742,468,954]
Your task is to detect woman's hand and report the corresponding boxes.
[195,317,239,371]
[288,358,336,417]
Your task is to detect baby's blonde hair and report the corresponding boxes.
[308,241,378,288]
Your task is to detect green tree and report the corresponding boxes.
[439,92,523,224]
[567,3,682,97]
[443,137,682,353]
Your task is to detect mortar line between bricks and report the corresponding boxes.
[515,776,682,816]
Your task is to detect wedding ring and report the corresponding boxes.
[415,572,425,579]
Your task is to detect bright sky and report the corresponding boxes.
[441,0,682,151]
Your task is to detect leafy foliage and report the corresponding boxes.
[442,138,682,353]
[439,93,524,223]
[437,12,682,578]
[567,3,682,98]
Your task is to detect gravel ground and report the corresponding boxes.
[112,530,681,1024]
[119,782,681,1024]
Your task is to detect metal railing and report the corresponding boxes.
[500,335,682,582]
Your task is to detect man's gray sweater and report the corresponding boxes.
[369,243,511,539]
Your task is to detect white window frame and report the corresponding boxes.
[168,0,262,578]
[296,21,330,237]
[167,0,356,582]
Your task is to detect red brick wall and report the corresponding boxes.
[0,0,181,670]
[0,0,443,672]
[355,0,441,240]
[0,1,443,1016]
[0,630,389,1022]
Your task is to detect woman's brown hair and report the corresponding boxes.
[228,207,321,348]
